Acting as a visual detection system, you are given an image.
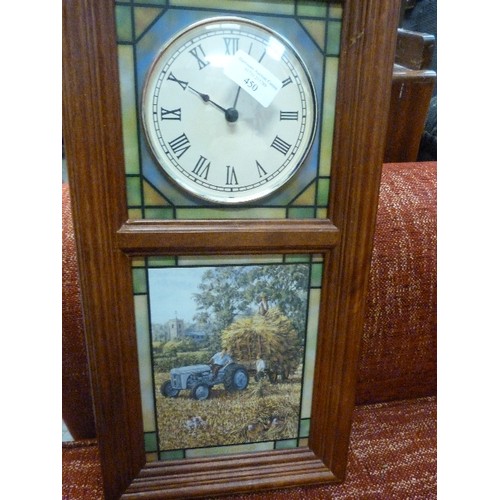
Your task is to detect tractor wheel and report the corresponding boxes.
[160,380,180,398]
[223,364,249,392]
[191,383,211,401]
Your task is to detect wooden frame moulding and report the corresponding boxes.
[62,0,400,498]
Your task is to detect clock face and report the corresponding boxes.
[142,17,318,204]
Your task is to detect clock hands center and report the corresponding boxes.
[188,85,239,123]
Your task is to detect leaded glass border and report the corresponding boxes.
[115,0,342,219]
[132,253,324,461]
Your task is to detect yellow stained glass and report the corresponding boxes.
[143,179,170,206]
[301,288,320,419]
[176,207,287,220]
[118,45,140,175]
[186,441,274,459]
[134,7,164,39]
[169,0,293,15]
[135,295,155,432]
[319,57,339,176]
[292,182,316,206]
[300,19,326,51]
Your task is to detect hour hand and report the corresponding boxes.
[188,86,239,123]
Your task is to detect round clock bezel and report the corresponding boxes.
[141,16,318,205]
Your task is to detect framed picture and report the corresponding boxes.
[63,0,400,497]
[134,254,325,461]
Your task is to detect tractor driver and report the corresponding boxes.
[209,347,232,378]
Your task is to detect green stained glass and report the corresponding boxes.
[126,176,142,207]
[147,256,176,267]
[177,254,284,267]
[297,1,328,18]
[160,450,185,461]
[115,5,133,42]
[144,432,158,452]
[327,19,342,55]
[288,207,315,219]
[285,254,311,263]
[275,439,299,450]
[311,263,323,287]
[141,0,166,6]
[300,418,311,438]
[132,268,147,294]
[144,208,174,219]
[317,178,330,206]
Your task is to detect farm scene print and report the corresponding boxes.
[148,263,311,452]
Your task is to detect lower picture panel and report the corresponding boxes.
[131,253,324,461]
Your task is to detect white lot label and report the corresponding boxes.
[224,50,282,108]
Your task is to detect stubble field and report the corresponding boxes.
[154,371,302,451]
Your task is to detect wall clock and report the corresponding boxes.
[63,0,400,498]
[141,17,318,204]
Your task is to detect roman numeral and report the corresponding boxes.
[189,44,209,70]
[167,72,189,90]
[192,155,211,180]
[224,37,239,55]
[256,161,268,178]
[226,166,239,185]
[161,107,181,121]
[282,76,293,87]
[168,133,191,159]
[270,136,292,156]
[280,111,299,121]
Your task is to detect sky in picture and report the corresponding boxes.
[148,267,208,325]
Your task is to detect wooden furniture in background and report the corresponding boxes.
[384,28,436,163]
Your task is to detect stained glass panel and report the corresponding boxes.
[115,0,342,219]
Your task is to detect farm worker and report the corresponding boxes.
[256,355,266,374]
[209,348,232,378]
[258,293,269,316]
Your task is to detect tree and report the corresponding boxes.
[193,264,310,350]
[241,264,309,338]
[192,267,246,347]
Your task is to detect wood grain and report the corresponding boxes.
[117,219,339,255]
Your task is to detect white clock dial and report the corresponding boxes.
[142,17,318,204]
